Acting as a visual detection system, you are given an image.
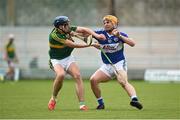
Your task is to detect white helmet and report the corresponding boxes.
[8,34,15,39]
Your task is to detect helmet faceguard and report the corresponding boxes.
[103,15,119,29]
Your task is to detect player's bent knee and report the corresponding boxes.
[90,76,95,82]
[90,75,98,81]
[72,73,81,80]
[90,76,93,81]
[90,77,98,85]
[56,73,65,80]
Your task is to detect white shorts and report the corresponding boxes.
[99,60,127,78]
[50,55,75,71]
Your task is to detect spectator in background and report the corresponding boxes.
[3,34,19,80]
[29,56,38,69]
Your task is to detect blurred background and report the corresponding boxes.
[0,0,180,80]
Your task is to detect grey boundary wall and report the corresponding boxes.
[1,0,180,26]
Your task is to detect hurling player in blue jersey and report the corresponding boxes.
[90,15,143,110]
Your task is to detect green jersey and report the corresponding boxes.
[6,42,16,59]
[49,27,77,59]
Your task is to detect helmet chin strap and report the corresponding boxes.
[106,29,113,33]
[57,26,72,40]
[113,24,118,29]
[57,28,65,34]
[106,25,117,33]
[58,25,71,34]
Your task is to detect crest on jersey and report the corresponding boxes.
[108,38,112,43]
[113,37,119,42]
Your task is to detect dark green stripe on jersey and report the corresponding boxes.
[6,43,15,59]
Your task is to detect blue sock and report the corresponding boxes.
[131,96,138,101]
[97,97,104,105]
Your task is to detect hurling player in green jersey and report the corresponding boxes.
[4,34,18,80]
[48,16,105,111]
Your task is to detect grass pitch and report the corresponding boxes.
[0,79,179,119]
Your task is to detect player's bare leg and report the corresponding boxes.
[90,70,110,98]
[48,64,65,111]
[5,66,14,80]
[67,62,88,111]
[90,69,110,109]
[117,70,136,96]
[117,70,143,110]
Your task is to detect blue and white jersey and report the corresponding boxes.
[95,29,128,64]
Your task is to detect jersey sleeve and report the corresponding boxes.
[120,32,128,37]
[94,29,104,41]
[119,32,128,43]
[95,29,104,34]
[71,26,77,32]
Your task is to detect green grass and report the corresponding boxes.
[0,79,180,119]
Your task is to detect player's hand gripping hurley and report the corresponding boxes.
[72,32,93,46]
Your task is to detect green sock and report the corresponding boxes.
[79,101,85,106]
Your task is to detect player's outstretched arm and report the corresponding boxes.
[64,39,90,48]
[76,27,106,40]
